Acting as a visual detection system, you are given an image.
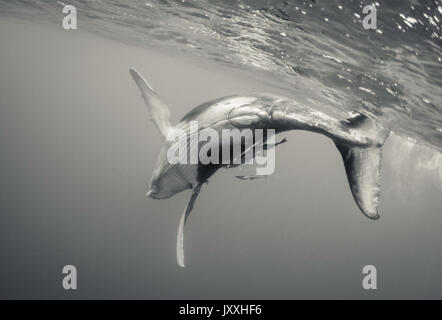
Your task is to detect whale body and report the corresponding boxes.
[129,68,390,267]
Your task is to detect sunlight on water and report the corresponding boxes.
[0,0,440,152]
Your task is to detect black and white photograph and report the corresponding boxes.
[0,0,441,305]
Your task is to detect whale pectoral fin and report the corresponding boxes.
[336,144,383,220]
[129,68,172,138]
[176,183,203,268]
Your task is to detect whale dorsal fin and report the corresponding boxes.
[130,68,172,138]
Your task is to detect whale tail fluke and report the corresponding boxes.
[336,113,390,220]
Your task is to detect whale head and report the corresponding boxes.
[129,68,196,199]
[147,143,195,199]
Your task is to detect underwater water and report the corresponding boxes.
[0,0,441,299]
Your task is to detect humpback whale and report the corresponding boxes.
[129,68,390,268]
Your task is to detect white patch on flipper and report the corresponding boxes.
[177,183,202,268]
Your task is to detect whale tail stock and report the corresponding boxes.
[335,113,390,220]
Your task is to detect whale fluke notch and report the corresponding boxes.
[129,68,172,138]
